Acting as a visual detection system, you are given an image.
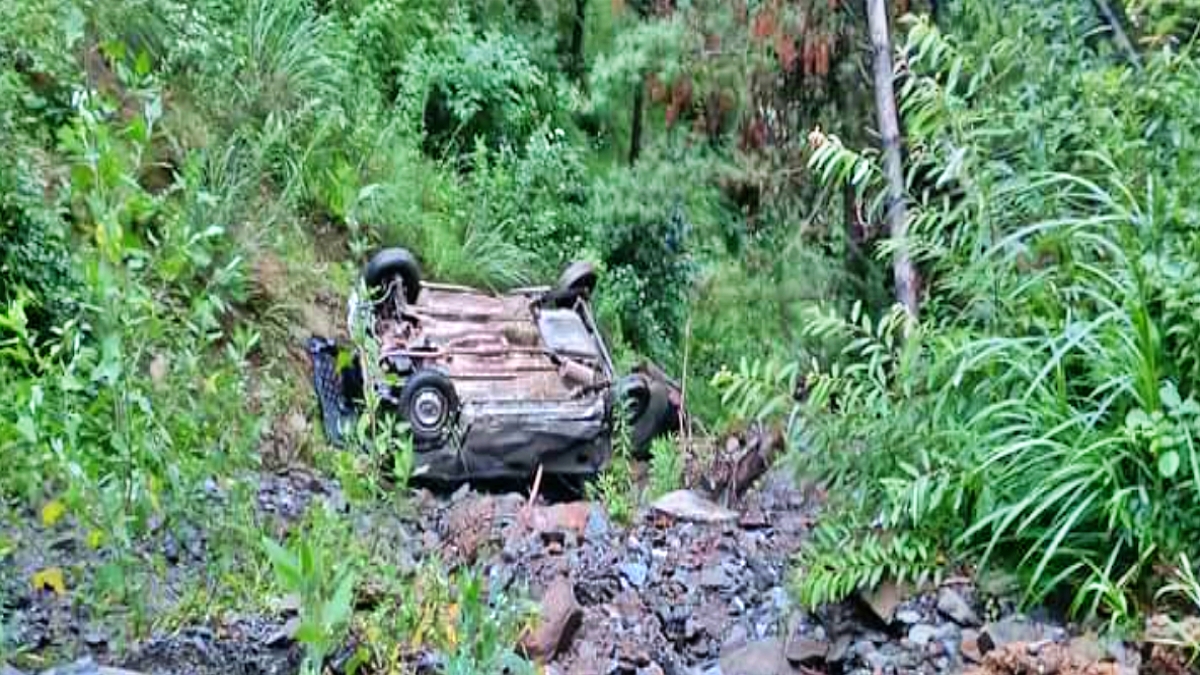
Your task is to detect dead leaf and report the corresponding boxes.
[32,567,67,595]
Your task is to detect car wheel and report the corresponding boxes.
[616,374,671,458]
[398,369,459,446]
[365,248,421,304]
[556,261,598,298]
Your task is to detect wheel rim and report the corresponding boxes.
[624,387,649,420]
[412,388,448,432]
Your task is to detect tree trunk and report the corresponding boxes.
[569,0,588,82]
[866,0,919,319]
[629,82,644,165]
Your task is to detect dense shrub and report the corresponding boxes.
[0,161,76,336]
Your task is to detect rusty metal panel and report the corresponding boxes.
[374,286,609,403]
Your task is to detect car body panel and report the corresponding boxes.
[366,282,617,482]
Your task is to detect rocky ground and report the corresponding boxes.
[0,458,1177,675]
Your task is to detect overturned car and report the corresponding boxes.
[308,248,679,483]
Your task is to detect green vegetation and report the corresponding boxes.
[5,0,1200,666]
[715,1,1200,630]
[648,435,684,499]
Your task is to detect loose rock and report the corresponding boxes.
[979,617,1049,654]
[961,628,983,663]
[783,634,829,665]
[860,581,905,624]
[937,586,981,627]
[520,576,583,662]
[908,624,938,647]
[651,490,738,524]
[719,638,798,675]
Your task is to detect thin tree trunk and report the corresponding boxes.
[1091,0,1142,69]
[629,82,644,165]
[866,0,919,319]
[569,0,587,82]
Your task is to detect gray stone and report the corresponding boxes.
[619,561,649,588]
[584,505,609,540]
[907,624,938,647]
[723,624,750,652]
[652,490,739,524]
[979,617,1047,654]
[1067,633,1106,662]
[265,616,301,647]
[936,587,981,627]
[37,659,144,675]
[783,634,828,665]
[895,609,923,625]
[933,622,961,645]
[82,626,108,647]
[701,566,733,590]
[2,664,27,675]
[828,635,852,663]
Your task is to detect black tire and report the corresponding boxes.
[365,248,421,304]
[557,261,598,298]
[615,374,671,458]
[307,337,360,447]
[398,369,460,446]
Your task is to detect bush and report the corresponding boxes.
[0,160,76,334]
[401,17,569,159]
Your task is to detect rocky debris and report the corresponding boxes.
[119,617,301,675]
[520,576,583,662]
[650,490,738,524]
[439,492,498,566]
[14,451,1135,675]
[257,467,343,522]
[32,660,144,675]
[965,641,1131,675]
[522,501,594,537]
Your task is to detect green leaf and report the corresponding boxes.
[294,621,323,646]
[262,537,301,590]
[322,572,356,628]
[1159,450,1181,479]
[135,51,152,78]
[1125,408,1151,430]
[1161,382,1182,410]
[16,415,37,443]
